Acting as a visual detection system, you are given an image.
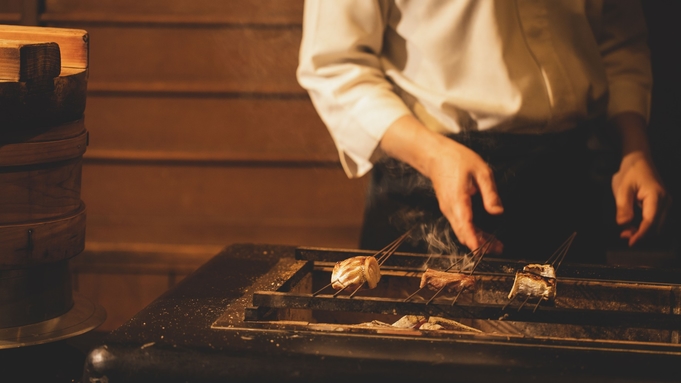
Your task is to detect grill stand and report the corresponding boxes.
[83,244,681,383]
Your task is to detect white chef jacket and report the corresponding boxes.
[296,0,652,178]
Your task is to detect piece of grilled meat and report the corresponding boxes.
[419,268,476,294]
[331,256,381,290]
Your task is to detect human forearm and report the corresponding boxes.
[379,115,452,178]
[608,112,652,159]
[380,115,504,254]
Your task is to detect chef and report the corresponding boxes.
[296,0,670,263]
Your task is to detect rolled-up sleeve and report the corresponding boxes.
[597,0,653,122]
[296,0,413,178]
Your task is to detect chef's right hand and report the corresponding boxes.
[380,115,505,254]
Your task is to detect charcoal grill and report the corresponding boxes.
[83,243,681,383]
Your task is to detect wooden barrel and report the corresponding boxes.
[0,26,89,328]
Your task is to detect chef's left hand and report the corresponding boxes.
[610,113,672,246]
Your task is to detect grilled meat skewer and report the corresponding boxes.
[507,264,557,302]
[419,268,476,294]
[331,256,381,290]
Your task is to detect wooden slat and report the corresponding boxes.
[22,0,39,26]
[0,0,21,13]
[42,13,301,27]
[0,15,20,24]
[81,165,366,223]
[85,220,364,250]
[83,150,339,167]
[43,0,304,25]
[80,26,301,93]
[81,164,368,248]
[0,24,88,69]
[0,1,21,20]
[86,80,306,96]
[81,96,336,160]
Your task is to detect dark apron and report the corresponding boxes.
[359,123,620,264]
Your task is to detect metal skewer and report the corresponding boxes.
[545,231,577,272]
[449,287,467,307]
[449,238,491,306]
[502,295,515,311]
[517,294,532,311]
[502,232,576,312]
[333,284,350,297]
[348,228,415,297]
[312,282,334,297]
[405,245,479,303]
[404,287,424,302]
[348,283,364,298]
[376,228,415,266]
[415,236,493,305]
[426,284,448,305]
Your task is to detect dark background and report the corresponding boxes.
[641,1,680,256]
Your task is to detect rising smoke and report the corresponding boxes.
[389,207,477,272]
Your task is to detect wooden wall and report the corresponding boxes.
[2,0,369,331]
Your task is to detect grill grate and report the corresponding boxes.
[212,246,681,349]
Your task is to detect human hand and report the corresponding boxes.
[611,151,671,246]
[608,112,672,246]
[380,115,504,254]
[424,136,505,254]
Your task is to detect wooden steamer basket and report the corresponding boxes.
[0,25,104,348]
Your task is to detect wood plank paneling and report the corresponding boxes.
[81,164,368,247]
[0,15,20,24]
[44,0,304,25]
[84,220,364,250]
[0,1,21,13]
[82,166,364,222]
[0,0,21,21]
[21,0,370,332]
[82,26,302,93]
[82,96,336,160]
